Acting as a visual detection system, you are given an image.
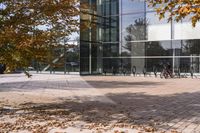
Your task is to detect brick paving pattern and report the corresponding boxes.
[0,73,200,132]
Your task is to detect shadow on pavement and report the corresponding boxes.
[0,80,163,92]
[1,92,200,131]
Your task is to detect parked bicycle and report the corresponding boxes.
[160,64,173,79]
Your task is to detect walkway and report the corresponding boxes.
[0,73,200,133]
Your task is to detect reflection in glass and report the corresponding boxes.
[122,41,172,57]
[80,0,200,75]
[103,43,119,57]
[173,21,200,40]
[146,12,171,41]
[174,57,200,73]
[183,40,200,56]
[146,41,172,56]
[122,0,145,14]
[103,58,120,74]
[122,13,145,43]
[172,40,200,56]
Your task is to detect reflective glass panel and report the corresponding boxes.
[122,0,145,14]
[122,13,146,43]
[146,12,171,41]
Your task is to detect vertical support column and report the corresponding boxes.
[172,48,175,74]
[50,46,53,74]
[64,39,67,75]
[89,0,92,74]
[190,55,193,73]
[36,61,39,73]
[144,1,147,69]
[199,56,200,73]
[171,12,175,74]
[89,34,92,74]
[120,0,122,70]
[97,0,103,74]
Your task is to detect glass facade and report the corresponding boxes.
[80,0,200,75]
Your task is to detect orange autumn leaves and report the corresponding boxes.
[0,0,79,71]
[148,0,200,27]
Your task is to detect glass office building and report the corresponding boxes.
[80,0,200,75]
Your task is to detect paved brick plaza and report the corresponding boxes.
[0,73,200,133]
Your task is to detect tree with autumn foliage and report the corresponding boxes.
[148,0,200,27]
[0,0,79,73]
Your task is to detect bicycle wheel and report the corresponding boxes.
[160,70,164,78]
